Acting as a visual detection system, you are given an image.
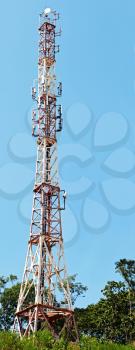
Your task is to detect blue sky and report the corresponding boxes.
[0,0,135,307]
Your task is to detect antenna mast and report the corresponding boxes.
[14,8,78,340]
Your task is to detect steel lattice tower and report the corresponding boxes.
[14,8,78,339]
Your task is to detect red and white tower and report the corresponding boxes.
[14,8,78,339]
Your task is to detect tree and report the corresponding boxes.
[0,276,8,294]
[115,259,135,319]
[60,275,88,306]
[0,278,36,330]
[101,281,131,343]
[75,304,100,337]
[75,279,135,343]
[0,279,38,330]
[0,283,20,330]
[115,259,135,291]
[0,275,20,330]
[8,275,18,285]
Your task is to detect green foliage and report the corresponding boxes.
[0,283,20,330]
[8,275,18,285]
[59,274,88,305]
[75,280,135,343]
[53,337,67,350]
[80,336,134,350]
[0,332,21,350]
[75,262,135,344]
[67,342,80,350]
[0,277,8,293]
[67,274,88,305]
[115,259,135,343]
[34,330,54,349]
[115,259,135,291]
[0,332,134,350]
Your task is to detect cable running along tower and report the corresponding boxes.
[14,8,78,339]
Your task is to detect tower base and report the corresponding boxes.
[14,304,78,340]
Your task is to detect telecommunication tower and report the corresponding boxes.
[14,8,78,339]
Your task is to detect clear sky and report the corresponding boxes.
[0,0,135,308]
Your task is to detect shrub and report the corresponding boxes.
[67,341,80,350]
[0,332,21,350]
[33,330,54,349]
[54,338,67,350]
